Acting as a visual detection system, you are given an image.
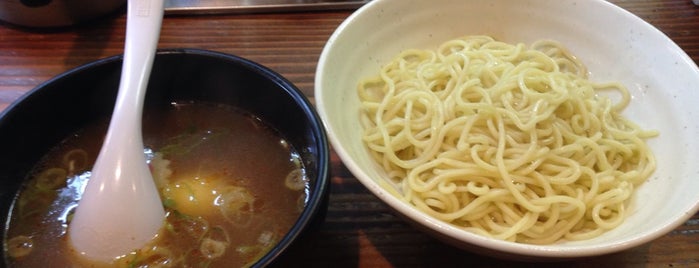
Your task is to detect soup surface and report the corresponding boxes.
[4,102,308,267]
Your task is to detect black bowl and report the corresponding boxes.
[0,49,330,267]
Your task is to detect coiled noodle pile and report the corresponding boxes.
[358,36,657,244]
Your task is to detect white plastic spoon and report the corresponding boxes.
[68,0,165,263]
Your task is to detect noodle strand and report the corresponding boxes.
[358,36,657,244]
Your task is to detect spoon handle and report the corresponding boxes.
[118,0,164,121]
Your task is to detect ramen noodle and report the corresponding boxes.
[357,35,657,244]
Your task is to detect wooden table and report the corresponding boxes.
[1,0,698,267]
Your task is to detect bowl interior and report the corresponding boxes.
[0,49,330,266]
[316,0,699,258]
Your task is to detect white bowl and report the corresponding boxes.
[315,0,699,259]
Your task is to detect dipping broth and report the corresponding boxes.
[4,102,309,267]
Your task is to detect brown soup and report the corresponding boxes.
[4,102,308,267]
